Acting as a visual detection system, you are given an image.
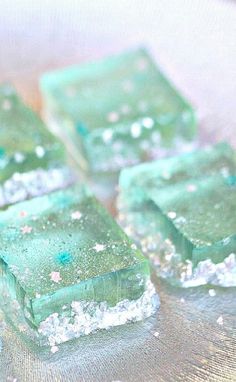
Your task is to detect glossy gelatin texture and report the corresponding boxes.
[0,84,74,206]
[0,185,158,347]
[40,48,197,174]
[118,143,236,287]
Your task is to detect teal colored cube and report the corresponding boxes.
[118,143,236,287]
[40,48,197,175]
[0,184,158,347]
[0,84,74,207]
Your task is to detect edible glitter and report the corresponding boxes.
[142,117,154,129]
[50,272,62,283]
[131,122,141,138]
[167,211,177,219]
[208,289,216,297]
[93,243,106,252]
[217,316,224,325]
[21,225,32,234]
[187,184,197,192]
[102,129,113,143]
[35,146,45,158]
[51,345,59,353]
[71,211,82,220]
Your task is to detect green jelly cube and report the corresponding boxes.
[118,143,236,287]
[0,184,158,347]
[40,48,197,175]
[0,84,74,207]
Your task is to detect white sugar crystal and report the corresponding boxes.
[167,211,176,219]
[217,316,224,325]
[0,167,75,207]
[209,289,216,297]
[131,122,141,138]
[51,345,59,353]
[38,281,159,346]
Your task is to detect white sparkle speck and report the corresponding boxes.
[93,243,106,252]
[71,211,82,220]
[161,170,171,180]
[142,117,154,129]
[50,271,62,283]
[14,152,25,163]
[131,122,141,138]
[21,225,32,234]
[187,184,197,192]
[35,146,45,158]
[102,129,113,143]
[217,315,223,325]
[51,345,59,353]
[167,211,177,219]
[209,289,216,297]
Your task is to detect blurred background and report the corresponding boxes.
[0,0,235,145]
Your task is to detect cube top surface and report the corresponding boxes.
[40,47,195,134]
[0,184,145,298]
[0,84,61,157]
[119,143,236,247]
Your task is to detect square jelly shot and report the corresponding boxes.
[40,48,197,181]
[118,143,236,287]
[0,84,75,207]
[0,184,158,349]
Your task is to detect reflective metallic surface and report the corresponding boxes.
[0,0,236,380]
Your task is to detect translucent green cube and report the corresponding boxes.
[118,143,236,287]
[0,184,158,348]
[40,48,197,176]
[0,84,74,207]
